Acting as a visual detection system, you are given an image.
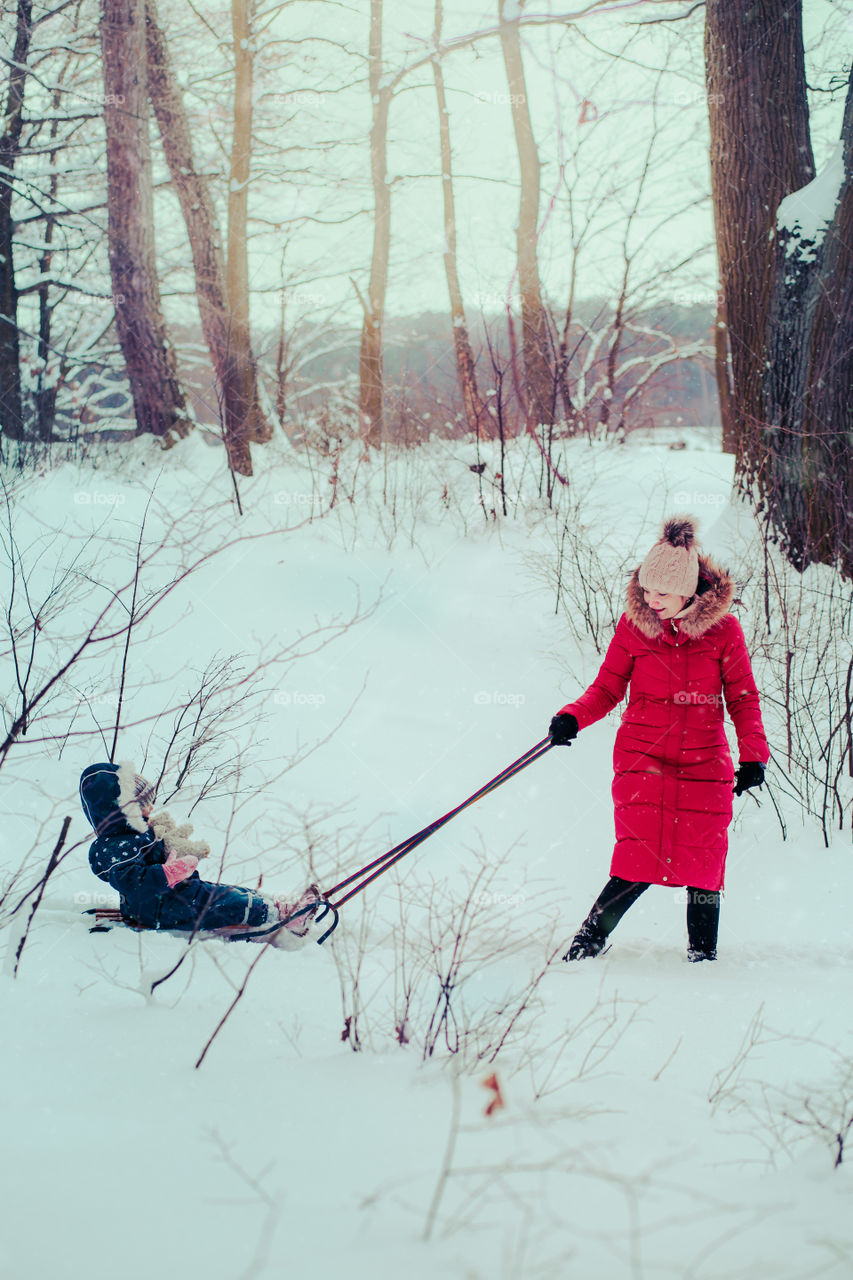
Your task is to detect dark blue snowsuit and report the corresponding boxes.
[79,763,271,932]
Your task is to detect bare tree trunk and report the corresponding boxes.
[100,0,188,442]
[144,0,270,476]
[358,0,390,449]
[431,0,495,441]
[763,68,853,576]
[35,98,62,443]
[0,0,33,443]
[498,0,556,429]
[707,0,852,577]
[225,0,272,473]
[704,0,813,482]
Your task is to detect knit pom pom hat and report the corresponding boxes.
[637,515,699,597]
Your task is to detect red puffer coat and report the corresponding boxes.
[558,555,770,891]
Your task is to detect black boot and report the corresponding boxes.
[563,877,649,962]
[564,917,607,961]
[686,887,720,961]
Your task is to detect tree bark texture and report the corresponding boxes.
[35,88,63,442]
[763,68,853,576]
[432,0,496,441]
[0,0,33,442]
[100,0,188,442]
[704,0,813,477]
[707,0,852,577]
[499,1,556,429]
[225,0,272,473]
[358,0,389,448]
[145,0,269,476]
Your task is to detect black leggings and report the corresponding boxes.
[589,875,720,953]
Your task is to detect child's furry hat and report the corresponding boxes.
[638,515,700,598]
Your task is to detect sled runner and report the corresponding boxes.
[84,897,338,945]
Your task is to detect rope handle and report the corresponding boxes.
[324,737,554,911]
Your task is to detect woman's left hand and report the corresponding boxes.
[733,761,765,796]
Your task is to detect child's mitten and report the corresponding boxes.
[150,810,211,860]
[162,854,200,887]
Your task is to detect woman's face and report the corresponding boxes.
[643,588,688,620]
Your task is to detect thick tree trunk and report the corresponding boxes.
[0,0,33,442]
[706,0,852,577]
[145,0,269,476]
[498,0,556,429]
[763,69,853,576]
[358,0,389,449]
[100,0,188,442]
[704,0,813,483]
[432,0,495,441]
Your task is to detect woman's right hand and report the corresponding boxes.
[549,712,579,745]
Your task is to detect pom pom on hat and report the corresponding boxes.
[638,514,700,597]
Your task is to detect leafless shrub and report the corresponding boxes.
[735,506,853,842]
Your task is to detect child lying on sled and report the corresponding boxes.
[79,761,320,947]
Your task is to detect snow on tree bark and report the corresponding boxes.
[705,1,853,578]
[763,74,853,576]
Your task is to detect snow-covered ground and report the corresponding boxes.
[2,433,851,1280]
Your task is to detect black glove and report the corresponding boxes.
[733,761,765,796]
[549,712,579,746]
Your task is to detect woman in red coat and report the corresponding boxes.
[549,515,770,963]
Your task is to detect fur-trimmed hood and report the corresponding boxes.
[626,552,736,641]
[79,761,151,836]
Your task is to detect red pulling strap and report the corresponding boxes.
[324,737,554,911]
